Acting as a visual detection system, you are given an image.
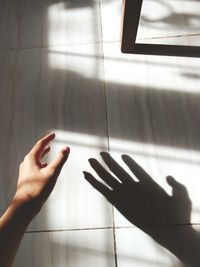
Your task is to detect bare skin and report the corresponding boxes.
[0,133,70,267]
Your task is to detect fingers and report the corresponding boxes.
[100,152,133,183]
[166,176,186,189]
[122,155,152,182]
[89,158,121,189]
[41,146,51,159]
[83,171,111,198]
[166,176,178,187]
[41,162,48,168]
[31,133,56,158]
[48,146,70,177]
[166,175,189,198]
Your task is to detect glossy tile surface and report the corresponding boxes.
[0,0,200,266]
[115,226,199,267]
[14,229,115,267]
[0,0,101,49]
[137,0,200,42]
[0,44,113,231]
[46,0,101,46]
[100,0,200,46]
[103,42,200,227]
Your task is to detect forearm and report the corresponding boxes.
[0,133,69,267]
[150,226,200,267]
[0,198,33,267]
[167,226,200,267]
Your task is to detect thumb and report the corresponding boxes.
[166,175,188,198]
[48,146,70,177]
[166,175,179,188]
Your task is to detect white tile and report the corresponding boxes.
[138,0,200,41]
[115,227,183,267]
[29,130,113,231]
[0,0,101,50]
[100,0,200,47]
[103,43,200,92]
[0,44,113,231]
[102,42,200,226]
[138,35,200,46]
[100,0,122,42]
[46,0,101,47]
[14,229,115,267]
[0,0,44,50]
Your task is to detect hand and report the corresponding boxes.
[0,133,70,267]
[13,133,70,217]
[84,153,200,267]
[84,152,191,227]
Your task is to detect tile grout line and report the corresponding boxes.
[139,32,200,41]
[0,31,200,52]
[25,222,200,234]
[26,226,115,234]
[98,1,118,267]
[98,4,110,153]
[0,41,115,52]
[111,207,118,267]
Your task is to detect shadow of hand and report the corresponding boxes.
[83,152,200,267]
[84,152,192,229]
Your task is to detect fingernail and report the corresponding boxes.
[49,132,55,137]
[64,146,70,152]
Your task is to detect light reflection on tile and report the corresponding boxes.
[102,43,200,92]
[1,0,200,266]
[14,229,115,267]
[115,228,182,267]
[100,0,200,46]
[29,131,112,231]
[103,43,200,226]
[48,44,103,80]
[138,0,200,41]
[100,0,122,42]
[47,0,101,46]
[0,44,113,231]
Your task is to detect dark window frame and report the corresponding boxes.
[121,0,200,57]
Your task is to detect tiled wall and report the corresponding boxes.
[0,0,200,266]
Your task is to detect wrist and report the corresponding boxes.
[160,225,199,265]
[0,199,32,236]
[11,193,42,223]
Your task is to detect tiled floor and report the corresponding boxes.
[0,0,200,266]
[13,229,115,267]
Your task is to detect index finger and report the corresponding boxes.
[122,155,152,183]
[30,133,56,157]
[100,152,133,184]
[48,146,70,177]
